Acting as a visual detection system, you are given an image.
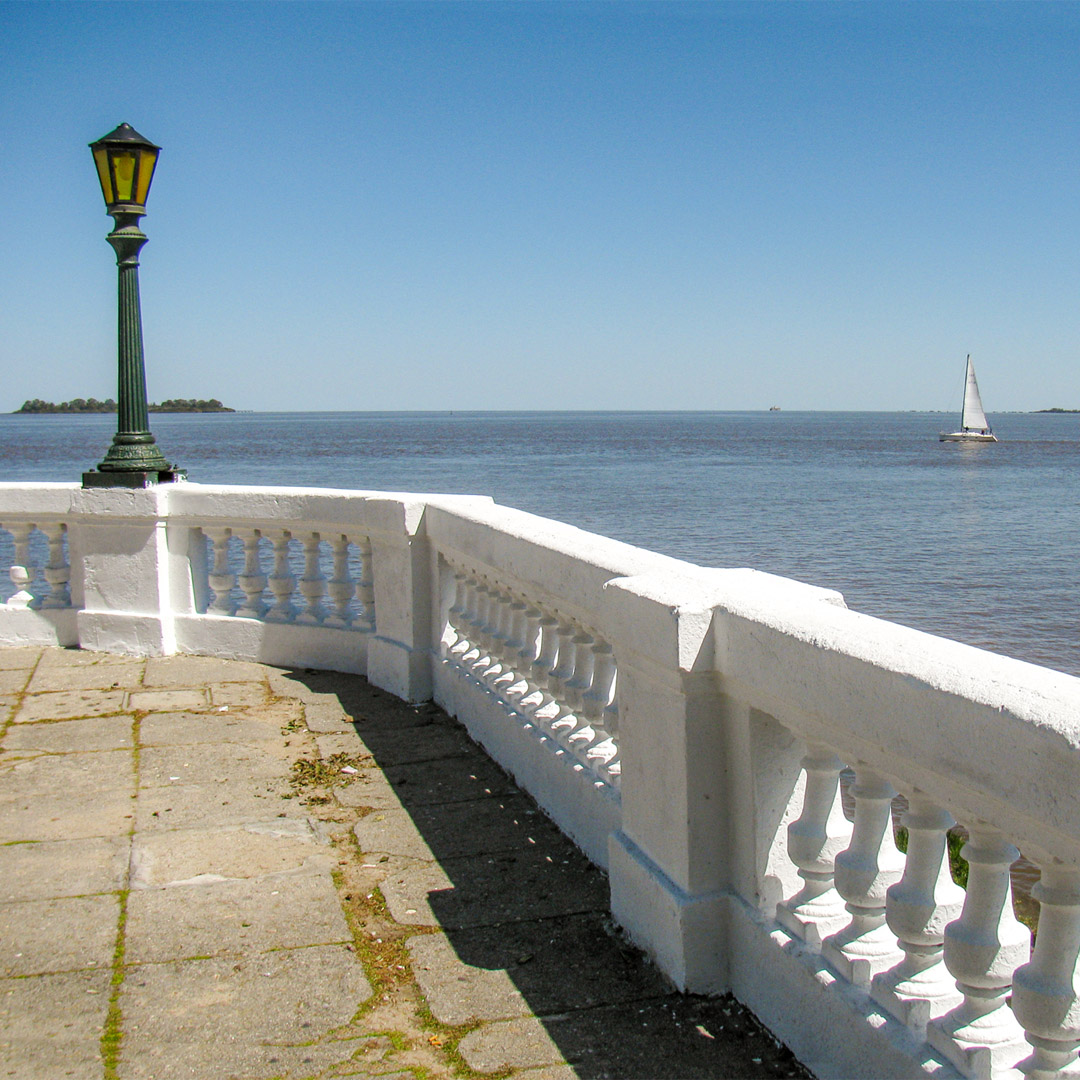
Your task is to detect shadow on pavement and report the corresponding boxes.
[280,667,809,1079]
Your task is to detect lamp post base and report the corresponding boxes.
[82,468,187,489]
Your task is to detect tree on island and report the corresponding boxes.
[15,398,234,414]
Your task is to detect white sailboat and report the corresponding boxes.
[939,355,997,442]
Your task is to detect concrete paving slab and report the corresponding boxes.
[0,785,135,842]
[120,945,371,1080]
[378,755,519,807]
[0,835,130,901]
[0,893,119,976]
[422,911,670,1017]
[125,870,350,963]
[407,932,530,1025]
[1,715,135,753]
[35,648,138,670]
[0,748,133,797]
[0,968,111,1080]
[334,769,404,810]
[0,669,31,695]
[458,1015,566,1073]
[13,688,127,722]
[138,709,296,746]
[134,780,298,833]
[355,793,565,863]
[382,847,609,931]
[303,700,361,732]
[142,655,271,687]
[138,740,298,788]
[490,995,808,1080]
[334,721,478,767]
[208,681,271,707]
[127,688,208,712]
[0,646,43,670]
[25,661,143,693]
[129,821,325,887]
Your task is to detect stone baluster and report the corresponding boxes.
[580,640,619,769]
[823,767,906,987]
[562,631,600,756]
[449,576,479,661]
[234,529,267,619]
[873,795,966,1034]
[544,621,581,736]
[512,606,545,711]
[353,537,375,630]
[599,667,622,782]
[5,522,35,608]
[547,621,578,700]
[1013,864,1080,1079]
[265,532,297,623]
[468,585,494,671]
[523,612,561,715]
[205,527,235,615]
[482,591,513,686]
[777,747,853,951]
[454,579,484,667]
[324,534,354,628]
[41,522,71,609]
[444,572,469,655]
[498,599,529,699]
[295,533,327,625]
[929,827,1030,1078]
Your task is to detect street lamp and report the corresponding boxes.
[82,122,183,488]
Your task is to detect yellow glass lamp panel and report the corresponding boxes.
[134,148,158,205]
[111,152,137,202]
[93,147,115,204]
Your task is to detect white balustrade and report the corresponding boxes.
[2,481,1080,1080]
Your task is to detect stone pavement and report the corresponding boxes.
[0,646,809,1080]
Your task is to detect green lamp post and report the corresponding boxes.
[82,123,184,488]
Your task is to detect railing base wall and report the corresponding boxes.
[77,610,172,657]
[171,615,371,677]
[0,608,78,649]
[725,904,961,1080]
[432,658,621,870]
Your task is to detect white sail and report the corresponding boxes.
[960,355,990,432]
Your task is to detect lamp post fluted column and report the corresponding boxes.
[82,123,183,489]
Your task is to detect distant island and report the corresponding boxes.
[1034,408,1080,414]
[15,398,235,414]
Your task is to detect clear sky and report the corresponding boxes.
[2,1,1078,412]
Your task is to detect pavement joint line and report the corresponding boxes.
[0,649,40,745]
[99,710,142,1080]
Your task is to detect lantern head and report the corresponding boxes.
[90,123,160,215]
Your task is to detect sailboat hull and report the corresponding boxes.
[939,431,998,443]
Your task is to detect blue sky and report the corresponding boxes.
[2,1,1078,412]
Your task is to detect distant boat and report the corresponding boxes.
[769,405,781,412]
[939,355,997,443]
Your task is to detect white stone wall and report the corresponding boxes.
[2,480,1079,1079]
